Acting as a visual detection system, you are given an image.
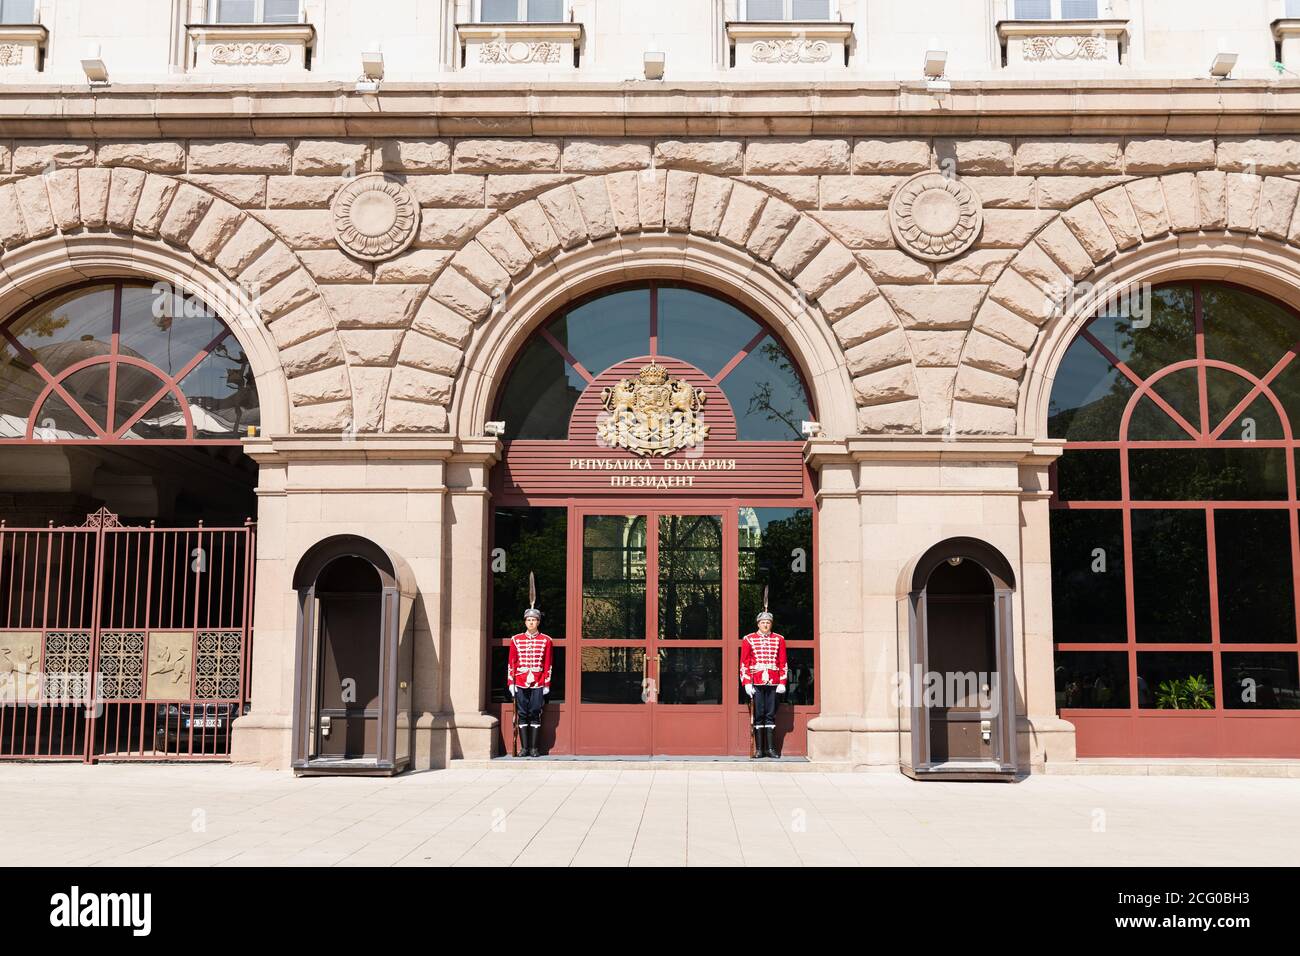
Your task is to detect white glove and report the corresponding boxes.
[542,687,550,695]
[507,685,515,697]
[745,685,755,698]
[776,684,786,694]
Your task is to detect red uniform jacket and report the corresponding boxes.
[507,631,554,691]
[740,631,787,687]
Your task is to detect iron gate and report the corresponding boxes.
[0,508,255,761]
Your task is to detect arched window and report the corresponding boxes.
[1049,281,1300,756]
[494,282,812,441]
[0,280,259,443]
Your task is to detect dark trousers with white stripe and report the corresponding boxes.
[750,685,776,729]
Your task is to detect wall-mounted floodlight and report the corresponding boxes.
[1209,51,1238,78]
[923,49,947,79]
[800,420,822,438]
[485,421,506,438]
[644,51,665,80]
[362,44,384,80]
[81,43,108,84]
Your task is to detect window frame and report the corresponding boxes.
[740,0,835,21]
[0,279,260,445]
[475,0,568,23]
[0,0,36,24]
[207,0,302,24]
[1012,0,1102,19]
[1049,281,1300,720]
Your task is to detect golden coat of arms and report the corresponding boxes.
[596,361,709,456]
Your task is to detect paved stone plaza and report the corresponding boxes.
[1,764,1296,867]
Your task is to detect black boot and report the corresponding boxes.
[519,725,532,757]
[528,726,541,758]
[764,728,780,759]
[751,726,764,758]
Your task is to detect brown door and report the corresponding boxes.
[573,509,731,755]
[316,595,381,759]
[926,596,996,762]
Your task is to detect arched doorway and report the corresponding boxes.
[899,537,1018,779]
[1048,280,1300,757]
[0,279,261,761]
[291,535,416,775]
[488,281,818,756]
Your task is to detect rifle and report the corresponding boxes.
[747,689,755,758]
[511,692,520,757]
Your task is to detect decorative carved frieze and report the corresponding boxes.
[459,22,582,71]
[480,39,563,65]
[1022,34,1108,62]
[751,38,834,65]
[0,44,22,67]
[997,19,1128,69]
[187,23,313,74]
[726,21,852,72]
[210,42,292,67]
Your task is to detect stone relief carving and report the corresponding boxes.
[750,39,833,64]
[888,171,984,262]
[210,42,292,66]
[0,44,22,67]
[331,173,420,262]
[1022,34,1108,62]
[480,39,563,64]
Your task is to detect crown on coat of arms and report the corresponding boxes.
[637,362,668,386]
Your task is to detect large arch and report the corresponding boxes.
[0,171,348,435]
[950,172,1300,438]
[396,171,921,440]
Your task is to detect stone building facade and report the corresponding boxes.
[3,0,1300,774]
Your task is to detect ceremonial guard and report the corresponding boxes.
[741,588,787,759]
[507,574,553,757]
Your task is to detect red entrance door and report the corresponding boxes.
[573,509,732,755]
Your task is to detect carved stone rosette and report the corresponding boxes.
[331,173,420,262]
[751,39,832,64]
[888,172,983,262]
[210,42,292,66]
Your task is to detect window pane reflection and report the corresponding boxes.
[582,515,646,639]
[658,648,722,704]
[658,514,722,640]
[738,508,813,642]
[492,507,567,640]
[581,646,645,704]
[1055,652,1129,709]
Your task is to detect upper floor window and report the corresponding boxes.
[209,0,301,23]
[0,0,35,23]
[742,0,832,19]
[1013,0,1099,18]
[1288,0,1300,17]
[477,0,565,22]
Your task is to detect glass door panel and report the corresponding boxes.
[581,514,646,640]
[657,514,722,640]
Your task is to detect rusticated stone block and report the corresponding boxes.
[852,139,931,174]
[189,140,291,174]
[747,138,849,175]
[561,140,650,173]
[954,364,1018,408]
[653,140,743,175]
[453,139,561,174]
[689,175,733,238]
[1060,200,1117,263]
[97,142,186,173]
[293,140,368,176]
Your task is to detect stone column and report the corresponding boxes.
[1018,441,1076,766]
[418,437,500,767]
[804,440,869,764]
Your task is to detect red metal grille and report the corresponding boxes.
[0,509,255,761]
